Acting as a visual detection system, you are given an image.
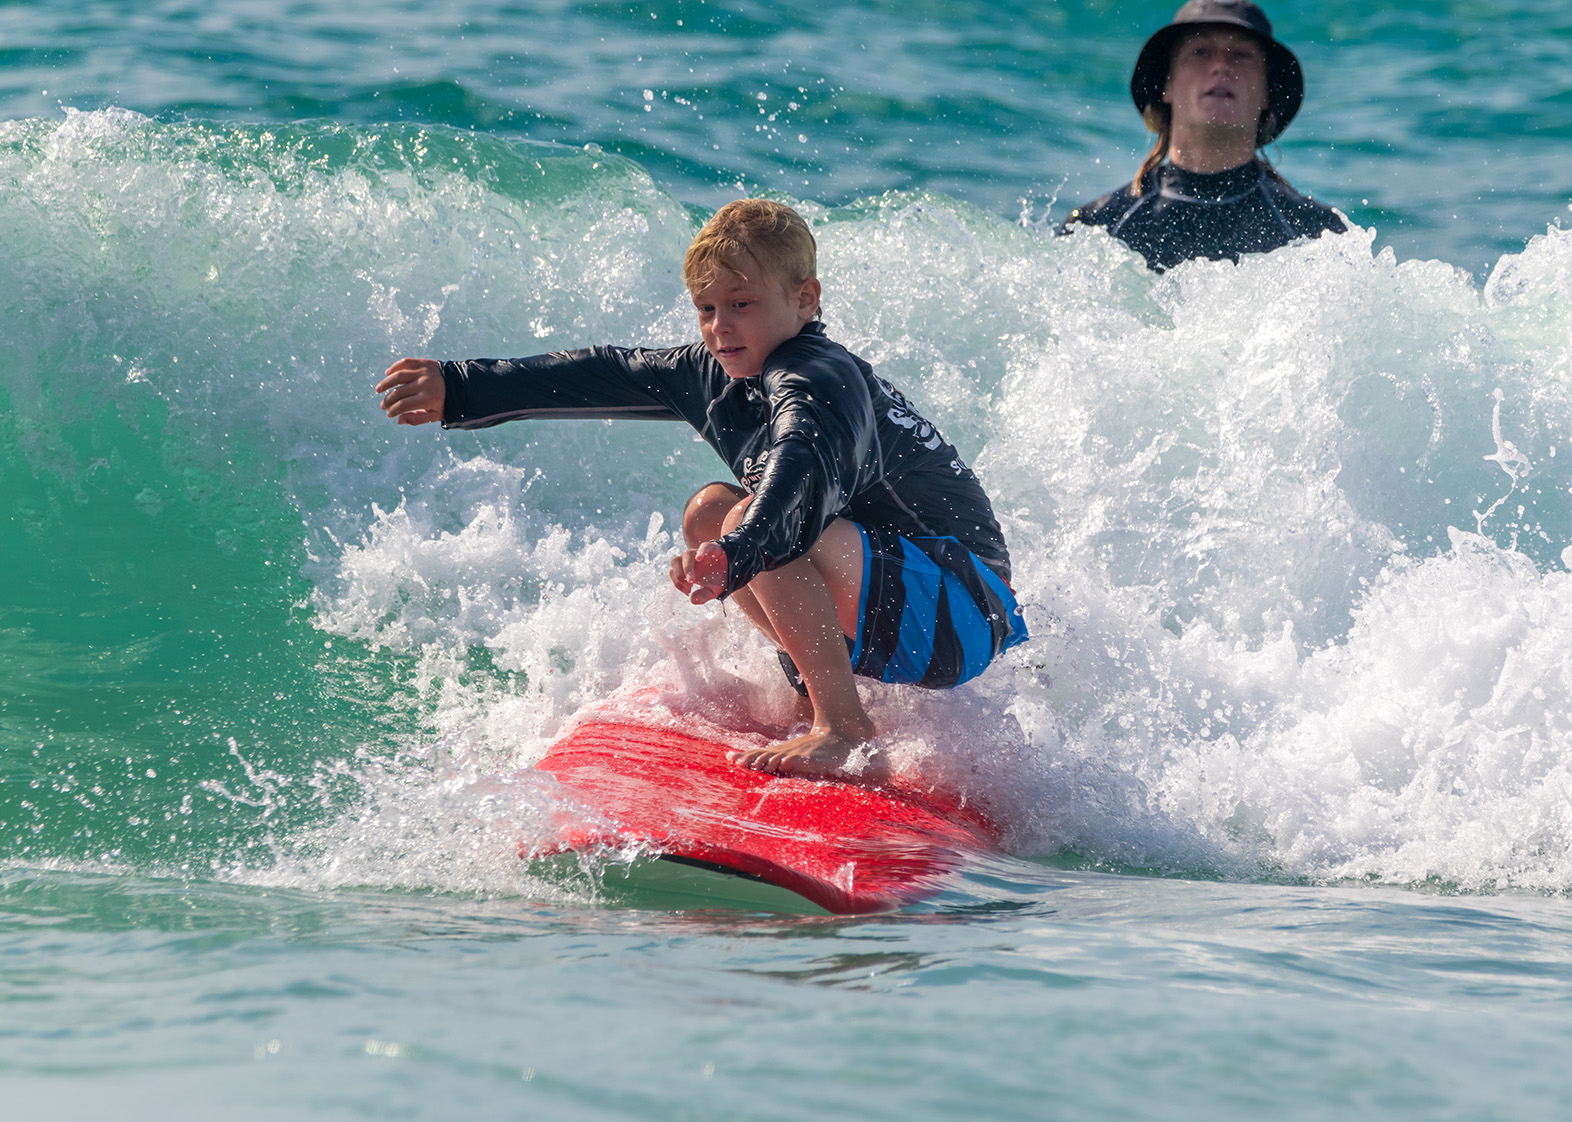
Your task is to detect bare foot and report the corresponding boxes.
[730,726,887,783]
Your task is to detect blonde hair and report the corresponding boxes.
[683,199,818,309]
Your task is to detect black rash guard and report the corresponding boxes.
[1061,160,1346,272]
[439,321,1012,595]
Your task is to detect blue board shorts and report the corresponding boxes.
[775,525,1027,693]
[850,525,1028,689]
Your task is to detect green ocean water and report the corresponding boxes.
[5,2,1572,1118]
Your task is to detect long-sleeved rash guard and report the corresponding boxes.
[1062,160,1345,273]
[439,321,1011,596]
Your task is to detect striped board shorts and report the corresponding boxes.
[849,525,1027,690]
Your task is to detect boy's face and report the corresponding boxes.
[690,254,821,380]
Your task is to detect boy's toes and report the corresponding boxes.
[774,750,828,778]
[730,733,882,782]
[730,747,781,773]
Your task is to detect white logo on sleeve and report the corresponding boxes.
[878,379,944,451]
[739,450,771,490]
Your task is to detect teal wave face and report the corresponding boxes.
[0,112,721,872]
[0,377,383,866]
[0,115,655,866]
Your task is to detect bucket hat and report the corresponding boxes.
[1130,0,1303,142]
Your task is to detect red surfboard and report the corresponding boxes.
[530,717,1003,914]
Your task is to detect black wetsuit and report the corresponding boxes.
[1062,161,1346,272]
[439,322,1011,596]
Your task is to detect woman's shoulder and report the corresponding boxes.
[1059,177,1148,233]
[1260,171,1348,235]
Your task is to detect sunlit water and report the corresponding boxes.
[5,2,1572,1118]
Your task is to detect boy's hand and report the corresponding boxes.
[670,541,729,605]
[377,358,446,425]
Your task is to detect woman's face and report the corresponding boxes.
[1162,27,1269,135]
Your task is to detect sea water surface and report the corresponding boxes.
[4,1,1572,1118]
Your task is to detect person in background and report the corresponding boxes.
[1061,0,1345,272]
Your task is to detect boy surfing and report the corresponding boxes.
[377,200,1026,780]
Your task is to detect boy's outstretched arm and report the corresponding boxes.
[377,358,447,425]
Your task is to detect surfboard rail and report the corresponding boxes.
[529,717,1002,914]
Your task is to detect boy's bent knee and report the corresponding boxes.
[682,482,748,545]
[719,492,755,535]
